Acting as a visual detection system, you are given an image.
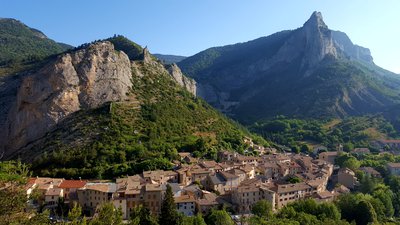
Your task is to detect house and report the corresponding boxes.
[307,177,328,193]
[183,155,198,164]
[318,151,338,164]
[272,183,313,209]
[259,162,280,180]
[116,175,146,219]
[143,184,164,215]
[240,164,255,179]
[183,184,203,199]
[196,191,219,214]
[233,155,258,166]
[175,195,196,216]
[360,167,381,178]
[205,171,239,194]
[58,180,87,204]
[178,152,191,160]
[25,177,64,204]
[232,184,263,213]
[44,188,63,206]
[227,169,246,183]
[218,150,235,162]
[388,163,400,176]
[142,170,178,184]
[77,183,117,216]
[338,168,358,189]
[314,191,336,202]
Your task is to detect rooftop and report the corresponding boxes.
[59,180,87,189]
[275,183,311,194]
[174,194,196,203]
[45,188,63,196]
[85,183,117,193]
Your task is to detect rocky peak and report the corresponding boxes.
[303,11,328,29]
[263,12,337,73]
[300,11,338,70]
[142,47,152,63]
[166,63,197,96]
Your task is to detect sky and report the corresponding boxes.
[1,0,400,73]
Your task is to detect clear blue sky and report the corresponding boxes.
[1,0,399,73]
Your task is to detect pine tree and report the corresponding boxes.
[140,206,159,225]
[68,202,83,225]
[159,184,181,225]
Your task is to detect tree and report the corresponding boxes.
[355,200,377,225]
[342,157,360,171]
[182,213,206,225]
[292,146,300,154]
[68,202,85,225]
[300,144,311,154]
[358,174,377,194]
[130,206,158,225]
[89,203,123,225]
[251,200,273,219]
[206,209,234,225]
[342,142,354,152]
[28,209,51,225]
[336,194,359,223]
[0,161,31,224]
[336,153,360,171]
[159,184,181,225]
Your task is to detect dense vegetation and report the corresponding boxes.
[28,42,266,179]
[0,18,71,75]
[251,115,397,152]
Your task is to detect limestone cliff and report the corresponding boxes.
[1,41,132,157]
[166,63,196,96]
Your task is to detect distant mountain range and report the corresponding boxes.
[178,12,400,124]
[154,54,187,64]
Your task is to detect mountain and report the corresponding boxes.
[0,35,262,178]
[178,12,400,124]
[0,18,72,76]
[0,18,72,64]
[154,54,187,64]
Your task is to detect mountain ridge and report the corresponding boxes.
[178,11,400,124]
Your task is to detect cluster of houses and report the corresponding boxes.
[26,142,400,220]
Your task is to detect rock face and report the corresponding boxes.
[0,41,132,157]
[166,63,196,96]
[332,30,374,63]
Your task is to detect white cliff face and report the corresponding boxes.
[166,63,197,96]
[263,11,338,73]
[2,41,132,157]
[301,11,338,68]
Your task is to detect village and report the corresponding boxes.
[24,138,400,221]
